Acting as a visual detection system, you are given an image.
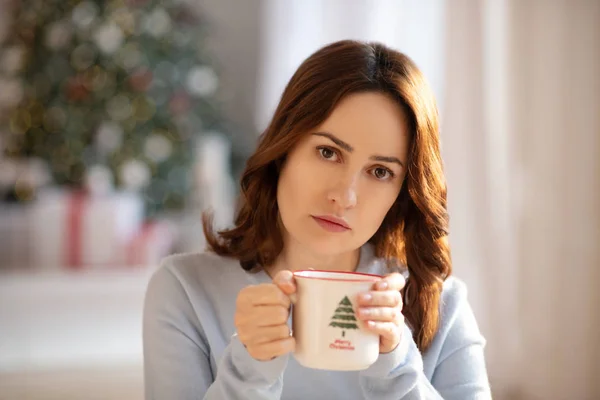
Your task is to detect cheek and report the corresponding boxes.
[277,156,321,216]
[360,183,401,228]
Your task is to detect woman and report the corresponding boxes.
[143,40,491,399]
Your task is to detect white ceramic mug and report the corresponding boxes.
[291,270,381,371]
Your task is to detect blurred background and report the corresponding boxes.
[0,0,598,399]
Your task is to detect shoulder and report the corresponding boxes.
[434,275,485,349]
[160,250,237,281]
[439,275,468,314]
[145,251,243,305]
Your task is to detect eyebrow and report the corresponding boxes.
[312,131,404,168]
[313,132,354,152]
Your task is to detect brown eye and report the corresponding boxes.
[318,147,338,161]
[372,167,393,180]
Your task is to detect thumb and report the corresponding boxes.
[273,269,296,296]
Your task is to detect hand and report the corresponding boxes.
[234,270,297,361]
[356,272,406,354]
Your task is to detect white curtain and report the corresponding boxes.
[442,0,521,396]
[444,0,600,399]
[255,0,446,133]
[257,1,600,398]
[511,1,600,398]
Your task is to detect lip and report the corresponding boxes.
[311,215,351,232]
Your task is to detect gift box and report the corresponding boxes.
[30,189,144,269]
[124,220,177,267]
[0,203,32,269]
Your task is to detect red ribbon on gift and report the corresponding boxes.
[65,191,87,269]
[126,222,156,266]
[64,191,169,268]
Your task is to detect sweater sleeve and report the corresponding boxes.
[143,263,287,400]
[357,282,492,399]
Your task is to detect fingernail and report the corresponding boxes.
[367,321,375,328]
[360,293,372,302]
[359,308,371,317]
[377,281,388,290]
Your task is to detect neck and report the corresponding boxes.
[267,237,361,278]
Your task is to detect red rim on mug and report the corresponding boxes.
[293,269,382,282]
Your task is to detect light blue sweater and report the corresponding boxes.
[142,244,491,399]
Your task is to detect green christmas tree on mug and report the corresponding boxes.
[329,296,359,337]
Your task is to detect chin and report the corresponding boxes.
[307,241,344,256]
[299,232,358,257]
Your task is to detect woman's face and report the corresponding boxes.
[276,91,410,257]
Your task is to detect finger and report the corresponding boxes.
[235,304,289,329]
[356,306,401,322]
[253,305,290,327]
[239,324,291,345]
[373,272,405,291]
[248,337,296,361]
[357,289,402,307]
[365,321,402,341]
[273,270,297,296]
[240,284,290,308]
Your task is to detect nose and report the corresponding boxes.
[327,172,358,209]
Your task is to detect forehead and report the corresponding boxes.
[315,92,409,153]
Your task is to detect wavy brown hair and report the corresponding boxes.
[203,40,451,351]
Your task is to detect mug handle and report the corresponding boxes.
[286,278,297,338]
[288,292,297,304]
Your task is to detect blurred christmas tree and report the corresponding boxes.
[0,0,232,217]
